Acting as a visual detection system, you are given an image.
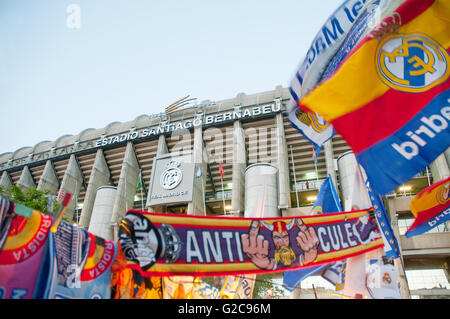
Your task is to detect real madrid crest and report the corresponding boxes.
[376,33,450,93]
[160,160,183,190]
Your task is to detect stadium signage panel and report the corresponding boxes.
[95,103,280,148]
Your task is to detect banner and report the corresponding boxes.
[40,231,118,299]
[0,196,14,251]
[343,164,386,298]
[366,180,401,259]
[283,175,343,291]
[113,268,162,299]
[365,258,402,298]
[288,0,389,158]
[118,209,384,277]
[405,176,450,237]
[191,278,221,299]
[298,0,450,195]
[0,211,52,299]
[162,276,195,299]
[220,276,241,299]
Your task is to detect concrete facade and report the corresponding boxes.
[230,117,246,215]
[78,149,111,230]
[0,171,13,188]
[37,160,59,194]
[60,154,84,221]
[17,166,36,190]
[109,142,140,240]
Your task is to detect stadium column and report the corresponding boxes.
[37,160,59,194]
[110,141,140,241]
[78,149,111,230]
[386,198,412,299]
[445,147,450,168]
[17,166,36,190]
[275,110,291,212]
[187,114,206,216]
[230,117,246,215]
[429,153,450,182]
[60,154,83,222]
[323,140,337,187]
[0,171,13,188]
[147,134,168,213]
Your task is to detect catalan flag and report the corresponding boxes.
[298,0,450,195]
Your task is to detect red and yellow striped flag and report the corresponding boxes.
[298,0,450,195]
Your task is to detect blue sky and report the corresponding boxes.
[0,0,342,154]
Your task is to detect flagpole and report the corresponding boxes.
[202,174,206,216]
[290,145,299,208]
[314,155,319,183]
[139,169,144,210]
[75,179,79,225]
[221,175,226,215]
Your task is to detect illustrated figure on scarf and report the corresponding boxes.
[241,218,319,270]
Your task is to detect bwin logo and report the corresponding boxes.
[376,33,450,93]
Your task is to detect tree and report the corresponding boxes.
[0,185,60,216]
[252,274,286,299]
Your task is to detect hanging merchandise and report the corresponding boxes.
[162,276,196,299]
[0,209,53,299]
[0,197,15,251]
[0,196,119,299]
[365,258,402,299]
[234,275,256,299]
[191,278,221,299]
[111,253,162,300]
[111,268,134,299]
[220,276,241,299]
[38,220,120,299]
[117,209,384,277]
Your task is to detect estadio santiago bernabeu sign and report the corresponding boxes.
[95,103,281,148]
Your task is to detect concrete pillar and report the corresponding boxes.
[430,153,450,182]
[443,259,450,284]
[157,134,169,155]
[445,147,450,167]
[245,163,279,218]
[78,149,111,230]
[336,151,358,211]
[147,135,168,213]
[187,118,206,216]
[324,140,337,188]
[37,160,59,194]
[59,154,83,221]
[0,171,13,188]
[17,166,36,190]
[275,112,291,211]
[88,186,117,241]
[386,198,412,299]
[110,142,140,240]
[230,119,246,215]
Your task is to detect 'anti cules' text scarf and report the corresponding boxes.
[118,209,384,277]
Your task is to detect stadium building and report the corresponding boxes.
[1,86,449,298]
